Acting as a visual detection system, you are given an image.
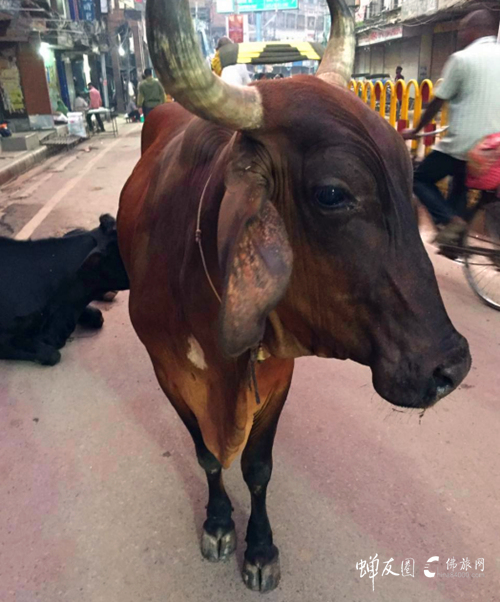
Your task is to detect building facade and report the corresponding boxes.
[206,0,331,45]
[354,0,498,83]
[0,0,148,130]
[246,0,329,42]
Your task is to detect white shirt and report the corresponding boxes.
[221,64,251,87]
[74,96,88,113]
[435,37,500,160]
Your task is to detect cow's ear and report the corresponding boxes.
[99,214,116,234]
[217,173,293,357]
[79,248,102,275]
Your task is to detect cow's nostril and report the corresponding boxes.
[432,367,454,398]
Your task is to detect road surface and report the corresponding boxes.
[0,126,499,602]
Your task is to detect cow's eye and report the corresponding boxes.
[313,185,355,210]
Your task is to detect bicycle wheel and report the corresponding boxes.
[464,199,500,310]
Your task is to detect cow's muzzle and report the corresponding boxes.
[371,331,471,409]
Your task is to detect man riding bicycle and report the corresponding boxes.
[404,9,500,246]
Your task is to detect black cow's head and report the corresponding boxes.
[147,0,470,409]
[80,214,130,295]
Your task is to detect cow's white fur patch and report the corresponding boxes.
[187,336,207,370]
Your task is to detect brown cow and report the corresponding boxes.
[117,0,471,592]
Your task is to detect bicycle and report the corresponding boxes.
[443,189,500,310]
[411,129,500,311]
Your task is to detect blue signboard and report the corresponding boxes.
[216,0,298,13]
[79,0,95,21]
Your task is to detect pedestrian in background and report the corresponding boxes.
[126,98,141,123]
[394,66,404,119]
[56,98,68,116]
[211,36,232,76]
[221,58,251,86]
[137,68,166,119]
[212,38,250,86]
[128,79,135,102]
[87,83,105,133]
[404,9,500,246]
[74,93,88,113]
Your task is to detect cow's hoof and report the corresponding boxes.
[242,546,280,592]
[201,524,236,562]
[101,290,118,302]
[38,348,61,366]
[78,306,104,329]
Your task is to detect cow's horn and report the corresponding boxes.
[316,0,355,87]
[146,0,263,130]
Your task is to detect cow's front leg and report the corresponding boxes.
[197,445,236,562]
[152,380,236,562]
[241,385,290,592]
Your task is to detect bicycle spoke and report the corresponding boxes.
[463,203,500,310]
[474,268,492,287]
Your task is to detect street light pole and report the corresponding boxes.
[256,12,262,41]
[124,28,131,106]
[100,52,109,108]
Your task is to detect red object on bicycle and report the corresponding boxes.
[423,123,435,147]
[467,133,500,191]
[397,119,408,132]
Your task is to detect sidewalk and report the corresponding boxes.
[0,146,53,188]
[0,115,133,188]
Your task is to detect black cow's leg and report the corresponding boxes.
[195,436,236,562]
[167,394,236,562]
[77,306,104,329]
[241,384,290,592]
[0,337,61,365]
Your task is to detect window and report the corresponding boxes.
[51,0,68,17]
[367,0,382,18]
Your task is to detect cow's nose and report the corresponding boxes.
[425,336,471,404]
[430,366,456,401]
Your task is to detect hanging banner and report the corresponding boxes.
[228,14,244,44]
[79,0,95,21]
[217,0,298,12]
[100,0,108,13]
[357,25,403,47]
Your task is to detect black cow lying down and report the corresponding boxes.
[0,214,129,365]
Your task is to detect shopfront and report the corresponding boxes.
[0,44,27,122]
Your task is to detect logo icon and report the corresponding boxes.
[401,558,414,577]
[424,556,439,578]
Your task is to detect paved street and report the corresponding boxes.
[0,126,499,602]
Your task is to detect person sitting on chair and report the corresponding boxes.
[126,98,141,123]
